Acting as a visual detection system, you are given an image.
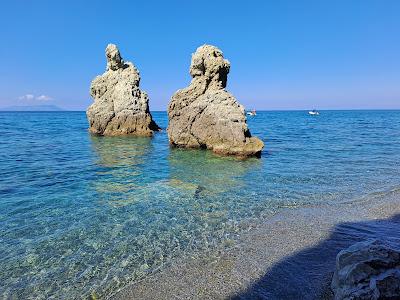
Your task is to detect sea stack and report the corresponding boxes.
[87,44,159,136]
[167,45,264,157]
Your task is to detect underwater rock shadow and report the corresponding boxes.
[231,213,400,300]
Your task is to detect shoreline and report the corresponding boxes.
[110,186,400,300]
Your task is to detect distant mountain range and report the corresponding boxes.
[0,105,65,111]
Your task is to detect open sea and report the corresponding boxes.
[1,110,400,299]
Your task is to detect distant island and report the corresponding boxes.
[0,105,65,111]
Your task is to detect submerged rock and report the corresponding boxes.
[167,44,264,157]
[331,239,400,300]
[87,44,159,136]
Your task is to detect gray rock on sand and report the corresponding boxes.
[331,239,400,300]
[87,44,159,136]
[167,44,264,157]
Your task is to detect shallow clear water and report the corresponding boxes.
[0,110,399,299]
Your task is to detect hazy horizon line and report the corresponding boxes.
[2,108,400,112]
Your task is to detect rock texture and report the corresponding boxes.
[331,239,400,300]
[167,45,264,157]
[87,44,159,136]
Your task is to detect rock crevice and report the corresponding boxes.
[87,44,159,136]
[167,44,264,157]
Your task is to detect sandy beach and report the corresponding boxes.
[111,187,400,300]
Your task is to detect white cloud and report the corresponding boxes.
[36,95,53,101]
[19,94,35,100]
[18,94,53,101]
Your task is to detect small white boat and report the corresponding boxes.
[308,110,320,115]
[247,109,257,116]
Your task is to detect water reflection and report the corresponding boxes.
[90,135,154,207]
[90,135,152,168]
[89,134,262,209]
[168,147,262,196]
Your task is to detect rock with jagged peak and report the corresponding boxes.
[167,44,264,157]
[87,44,159,136]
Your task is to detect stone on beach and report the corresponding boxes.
[167,44,264,157]
[331,239,400,300]
[87,44,159,136]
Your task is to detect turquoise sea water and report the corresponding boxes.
[1,110,400,299]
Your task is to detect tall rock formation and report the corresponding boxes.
[87,44,159,136]
[167,45,264,157]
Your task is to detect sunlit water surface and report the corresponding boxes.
[1,111,399,298]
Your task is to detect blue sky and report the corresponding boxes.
[0,0,399,110]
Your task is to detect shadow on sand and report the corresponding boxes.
[232,213,400,300]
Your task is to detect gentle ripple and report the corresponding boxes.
[0,110,399,298]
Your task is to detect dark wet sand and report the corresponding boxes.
[109,189,400,300]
